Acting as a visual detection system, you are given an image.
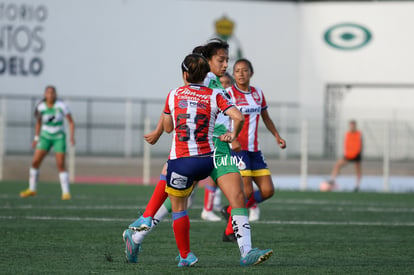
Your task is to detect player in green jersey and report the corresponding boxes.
[124,39,273,267]
[20,86,75,200]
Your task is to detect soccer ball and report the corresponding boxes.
[319,181,333,192]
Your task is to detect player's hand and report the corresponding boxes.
[277,137,287,149]
[219,132,235,143]
[31,140,38,149]
[231,140,242,152]
[144,130,162,145]
[70,137,76,146]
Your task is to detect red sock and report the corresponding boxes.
[225,206,234,235]
[143,176,168,218]
[203,185,216,211]
[246,195,256,208]
[173,214,190,258]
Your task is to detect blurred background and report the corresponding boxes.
[1,0,413,191]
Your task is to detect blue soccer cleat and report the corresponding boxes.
[122,229,142,263]
[129,215,152,231]
[177,252,198,267]
[240,248,273,266]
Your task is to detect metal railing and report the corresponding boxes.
[0,94,301,157]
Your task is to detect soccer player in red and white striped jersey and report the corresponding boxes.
[222,58,286,239]
[163,80,234,161]
[162,54,246,267]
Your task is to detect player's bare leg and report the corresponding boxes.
[330,158,348,186]
[354,162,362,192]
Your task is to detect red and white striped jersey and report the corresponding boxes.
[228,85,268,152]
[164,84,234,160]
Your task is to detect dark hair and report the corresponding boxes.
[45,85,57,93]
[181,54,210,83]
[192,38,229,60]
[41,85,57,103]
[220,72,234,83]
[36,85,57,116]
[233,58,254,74]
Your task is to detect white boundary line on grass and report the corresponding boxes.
[1,204,413,213]
[1,215,414,226]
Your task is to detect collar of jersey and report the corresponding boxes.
[234,84,251,94]
[188,84,206,88]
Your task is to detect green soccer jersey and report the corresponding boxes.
[36,100,71,137]
[204,72,232,137]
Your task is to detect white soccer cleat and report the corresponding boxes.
[201,209,221,222]
[249,206,260,222]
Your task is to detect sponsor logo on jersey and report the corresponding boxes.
[189,101,207,110]
[251,90,261,105]
[178,100,188,109]
[239,106,261,114]
[177,88,211,102]
[222,90,232,100]
[235,95,249,106]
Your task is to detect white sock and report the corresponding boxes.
[232,214,252,257]
[59,172,70,194]
[213,188,222,207]
[187,186,197,208]
[132,204,169,244]
[29,168,39,191]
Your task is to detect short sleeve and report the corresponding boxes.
[260,90,268,111]
[62,102,71,115]
[216,91,234,113]
[163,91,172,115]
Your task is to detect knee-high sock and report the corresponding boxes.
[232,208,252,257]
[132,203,169,244]
[29,168,39,191]
[246,190,264,208]
[172,211,190,258]
[225,205,234,235]
[187,185,197,208]
[213,188,222,207]
[59,171,70,194]
[143,175,168,218]
[203,184,216,211]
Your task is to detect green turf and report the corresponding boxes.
[1,181,413,274]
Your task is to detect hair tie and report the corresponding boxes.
[182,61,189,71]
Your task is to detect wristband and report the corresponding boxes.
[34,136,39,141]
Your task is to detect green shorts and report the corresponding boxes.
[37,132,66,153]
[210,137,240,182]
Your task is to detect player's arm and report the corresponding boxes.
[230,139,242,152]
[162,91,174,134]
[144,113,164,145]
[220,106,244,143]
[32,116,42,149]
[261,109,286,149]
[162,113,174,133]
[66,114,75,146]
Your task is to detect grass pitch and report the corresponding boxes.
[1,181,413,274]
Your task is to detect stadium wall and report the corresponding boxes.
[298,2,414,156]
[1,0,414,158]
[0,0,299,103]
